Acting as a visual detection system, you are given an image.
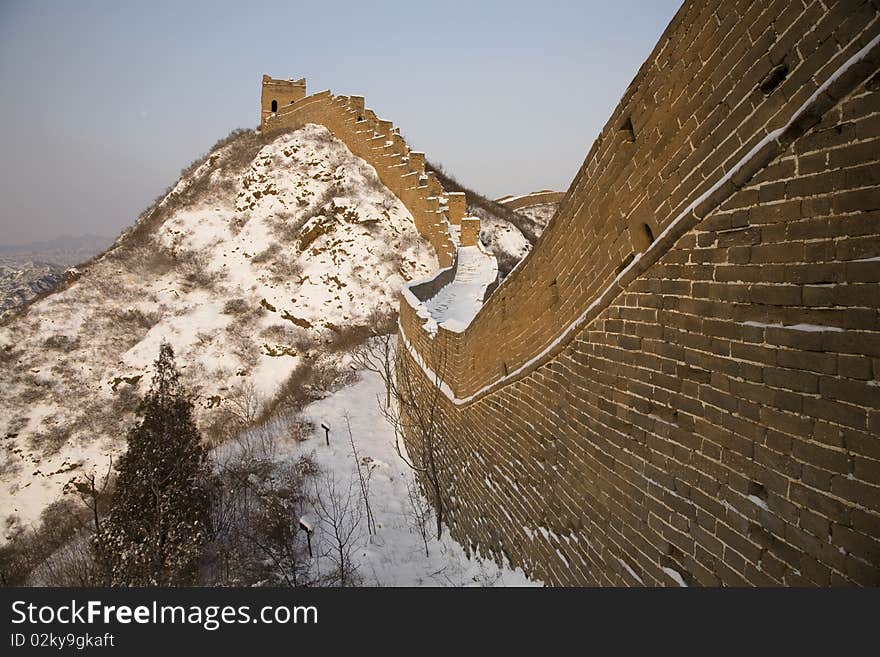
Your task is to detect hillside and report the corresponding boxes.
[0,123,438,535]
[0,236,115,316]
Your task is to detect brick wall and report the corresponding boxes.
[401,0,880,401]
[261,86,459,267]
[497,191,565,211]
[398,0,880,585]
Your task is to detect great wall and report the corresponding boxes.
[261,0,880,585]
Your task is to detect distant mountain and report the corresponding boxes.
[0,234,113,267]
[0,261,67,314]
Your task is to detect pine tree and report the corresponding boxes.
[98,341,209,586]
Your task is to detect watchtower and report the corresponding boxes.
[260,75,306,128]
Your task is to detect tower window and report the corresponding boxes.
[271,99,278,112]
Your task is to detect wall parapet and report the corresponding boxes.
[397,2,880,403]
[260,77,475,270]
[496,190,565,210]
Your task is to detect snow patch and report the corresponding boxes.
[661,566,687,587]
[747,494,770,512]
[619,558,644,585]
[741,320,845,332]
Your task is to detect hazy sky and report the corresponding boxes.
[0,0,681,246]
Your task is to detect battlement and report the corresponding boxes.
[260,81,483,270]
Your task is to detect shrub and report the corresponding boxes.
[203,443,318,586]
[0,499,94,586]
[222,297,249,315]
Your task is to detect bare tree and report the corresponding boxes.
[406,475,433,558]
[202,381,266,446]
[313,471,363,587]
[72,458,113,537]
[345,413,376,537]
[29,532,98,587]
[205,429,317,587]
[226,381,264,426]
[380,334,450,540]
[349,309,397,407]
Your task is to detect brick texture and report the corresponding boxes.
[397,1,880,586]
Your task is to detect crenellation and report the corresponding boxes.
[261,79,466,268]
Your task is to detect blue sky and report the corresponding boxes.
[0,0,681,245]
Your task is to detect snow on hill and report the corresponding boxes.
[293,366,537,586]
[0,262,67,314]
[0,123,436,535]
[515,202,558,234]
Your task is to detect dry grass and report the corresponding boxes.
[177,249,218,290]
[28,426,70,457]
[257,353,355,425]
[0,453,20,477]
[222,297,249,315]
[112,126,298,264]
[42,334,80,352]
[269,210,311,244]
[0,345,20,365]
[252,242,281,264]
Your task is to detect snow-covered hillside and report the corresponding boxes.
[293,366,537,586]
[0,124,436,535]
[473,199,560,277]
[515,202,558,234]
[0,262,67,314]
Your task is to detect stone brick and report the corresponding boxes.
[384,1,880,586]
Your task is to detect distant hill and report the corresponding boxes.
[0,234,114,268]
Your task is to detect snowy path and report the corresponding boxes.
[285,368,538,587]
[424,246,497,333]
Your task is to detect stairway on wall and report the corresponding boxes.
[422,245,498,334]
